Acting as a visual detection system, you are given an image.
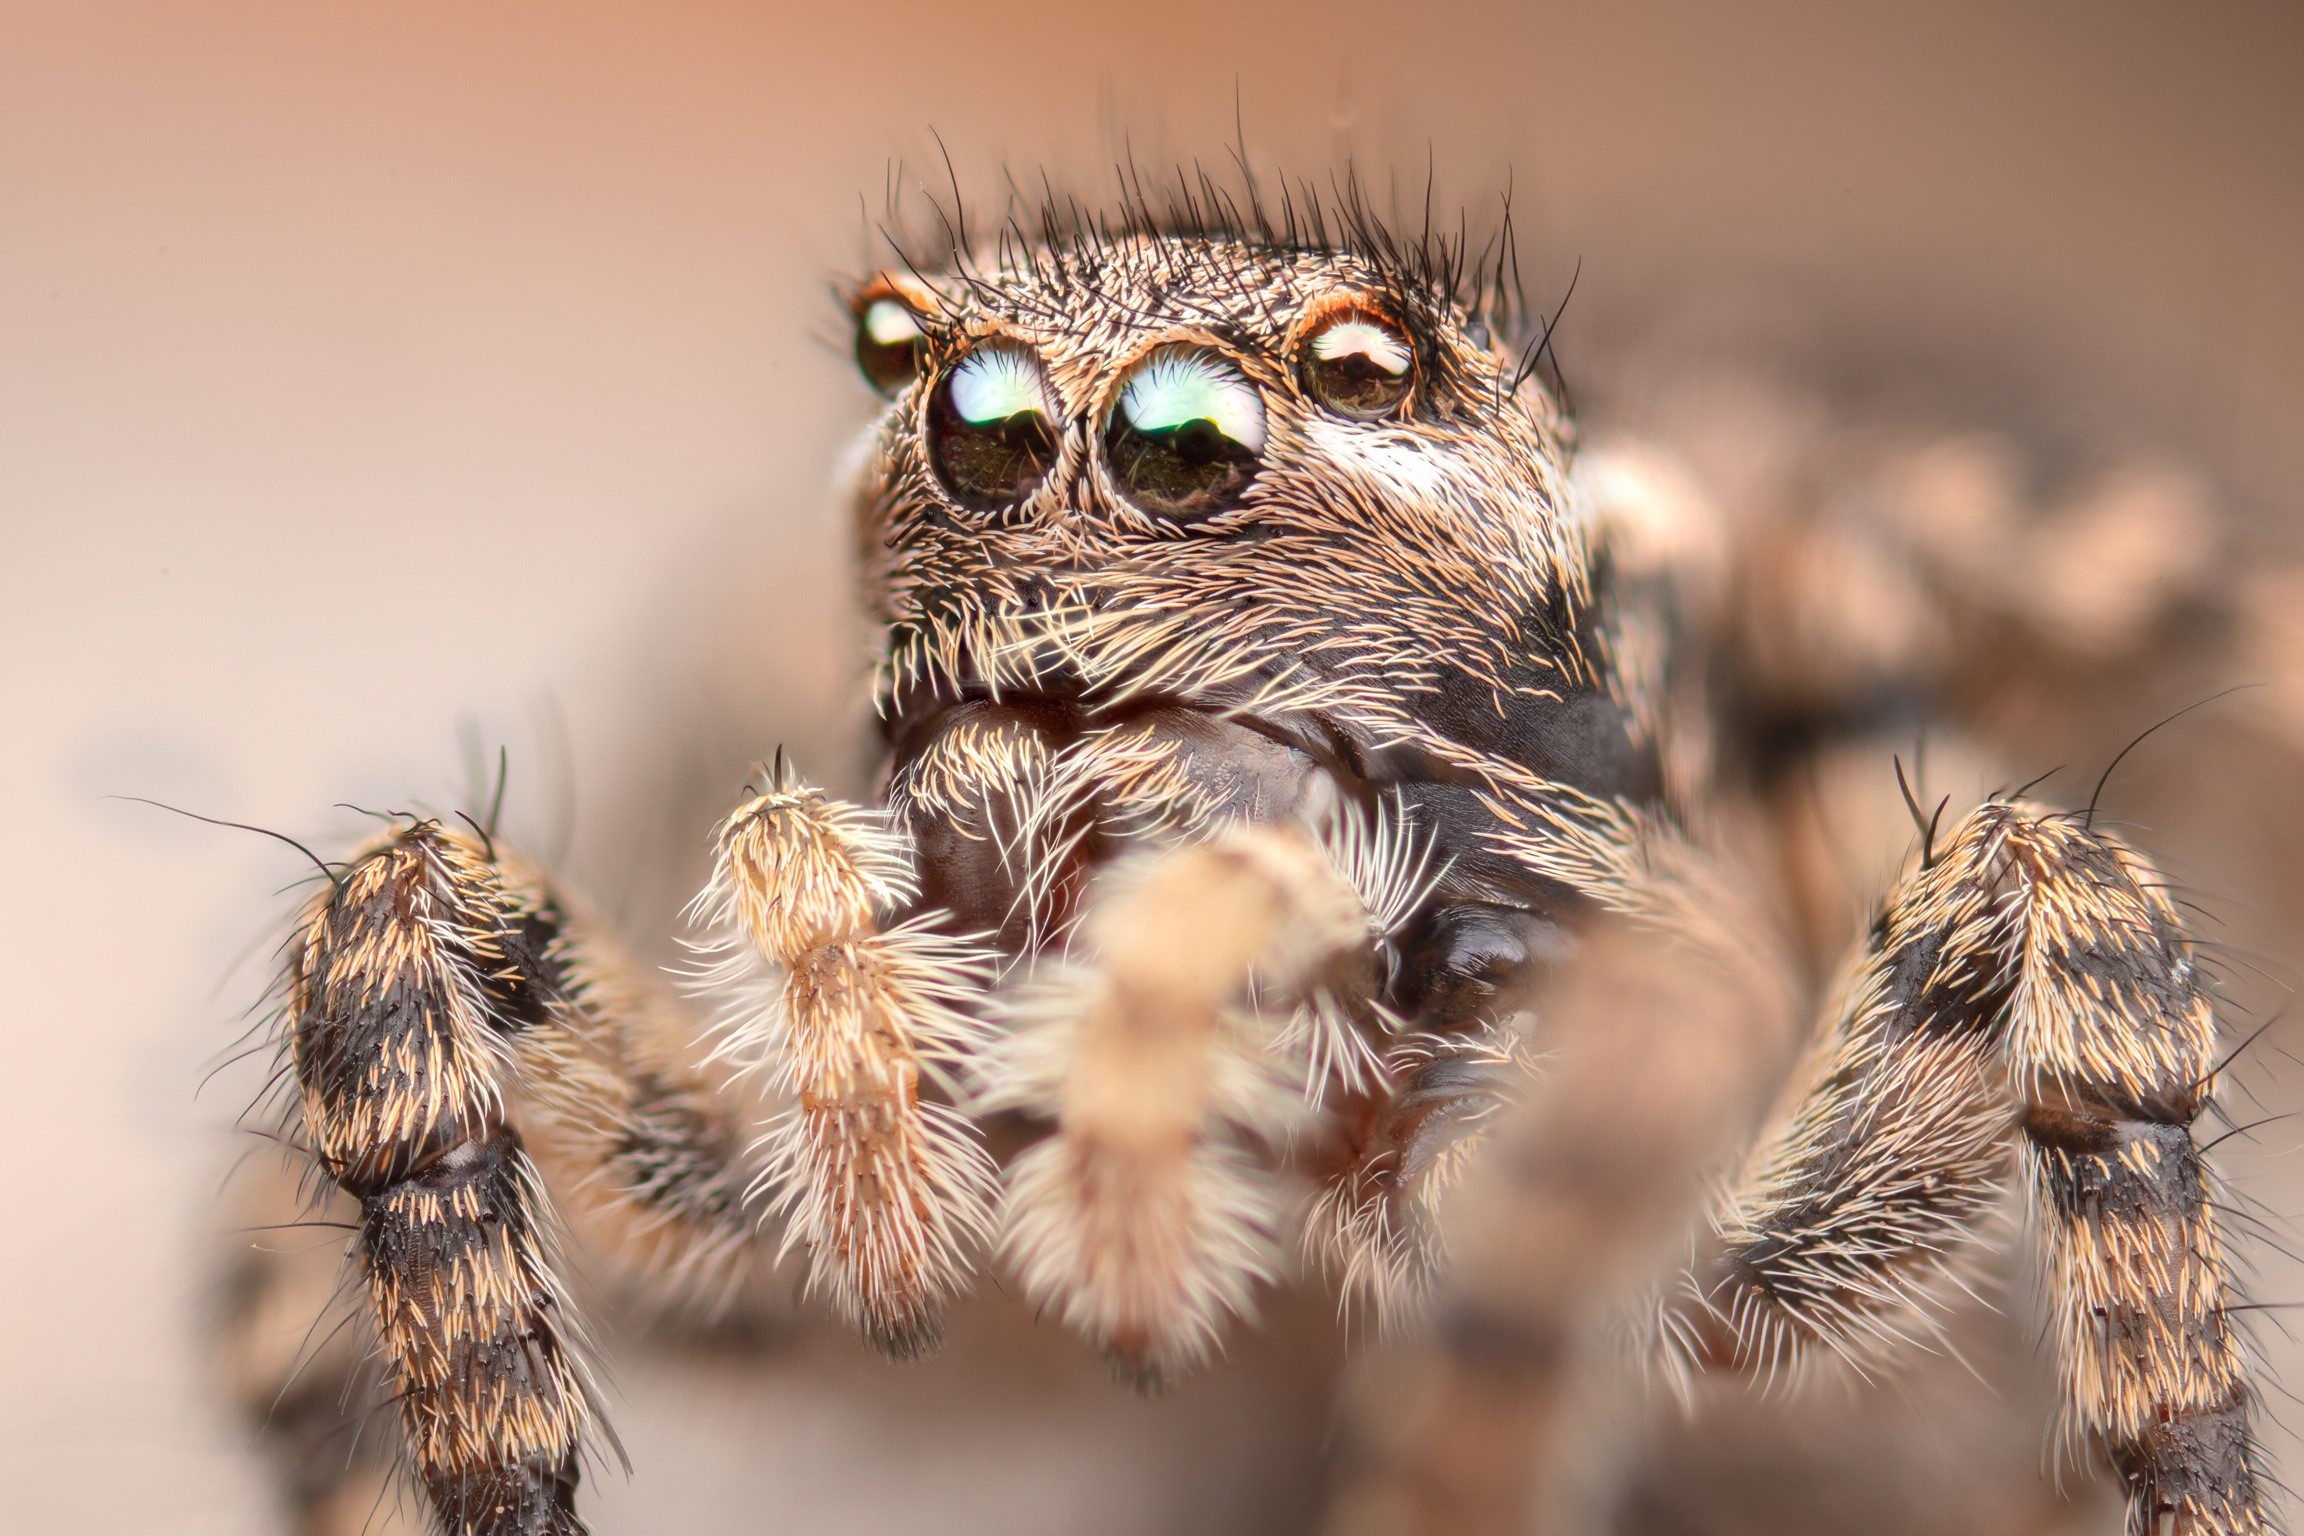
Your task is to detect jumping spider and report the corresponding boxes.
[225,188,2281,1536]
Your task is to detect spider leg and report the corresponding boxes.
[980,821,1381,1386]
[690,766,998,1356]
[1318,876,1803,1536]
[282,825,588,1536]
[515,886,783,1318]
[1670,799,2270,1536]
[244,819,777,1536]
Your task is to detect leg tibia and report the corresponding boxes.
[255,821,774,1534]
[2032,1120,2254,1534]
[363,1129,584,1533]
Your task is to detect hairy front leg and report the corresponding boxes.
[1671,801,2271,1536]
[243,819,775,1536]
[285,826,593,1536]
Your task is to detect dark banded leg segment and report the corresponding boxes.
[1670,801,2270,1536]
[2008,816,2266,1536]
[288,823,592,1536]
[248,817,774,1534]
[363,1131,584,1534]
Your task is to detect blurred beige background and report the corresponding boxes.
[4,2,2302,1532]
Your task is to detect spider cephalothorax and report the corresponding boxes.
[229,206,2277,1536]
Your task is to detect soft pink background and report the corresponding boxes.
[4,3,2301,1531]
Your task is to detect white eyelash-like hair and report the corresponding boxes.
[1009,721,1237,953]
[1278,794,1444,1105]
[1314,790,1445,943]
[875,603,1389,733]
[884,713,1070,966]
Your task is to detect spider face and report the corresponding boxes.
[847,238,1657,964]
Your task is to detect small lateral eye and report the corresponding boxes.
[856,296,926,394]
[1103,347,1265,523]
[928,344,1060,510]
[1301,310,1415,419]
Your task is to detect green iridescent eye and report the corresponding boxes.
[1103,348,1265,522]
[1301,310,1415,419]
[928,345,1060,509]
[855,297,926,395]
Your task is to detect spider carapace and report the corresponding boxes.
[236,203,2277,1536]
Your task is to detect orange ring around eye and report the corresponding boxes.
[850,273,939,396]
[1294,294,1416,420]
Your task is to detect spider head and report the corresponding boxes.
[841,232,1652,948]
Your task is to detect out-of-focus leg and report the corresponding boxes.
[982,824,1380,1386]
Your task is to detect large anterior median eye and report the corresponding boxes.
[928,345,1060,509]
[1301,309,1415,419]
[1103,348,1265,522]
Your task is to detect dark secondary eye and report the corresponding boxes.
[927,345,1060,509]
[855,296,926,395]
[1102,348,1266,522]
[1301,310,1415,419]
